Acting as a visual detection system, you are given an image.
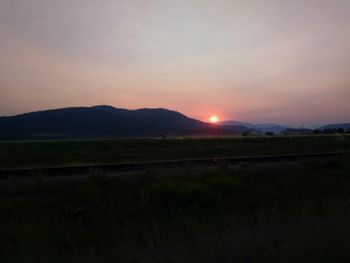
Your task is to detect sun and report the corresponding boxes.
[209,115,219,124]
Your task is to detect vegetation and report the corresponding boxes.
[1,135,349,169]
[314,128,350,134]
[1,156,350,262]
[1,135,350,262]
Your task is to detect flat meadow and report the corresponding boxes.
[0,135,349,169]
[0,135,350,262]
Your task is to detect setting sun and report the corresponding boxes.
[209,116,219,124]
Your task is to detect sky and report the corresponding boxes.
[0,0,349,126]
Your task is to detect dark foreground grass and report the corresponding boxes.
[1,157,350,262]
[0,135,349,169]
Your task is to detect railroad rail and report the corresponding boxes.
[0,151,349,180]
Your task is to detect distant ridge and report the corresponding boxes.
[318,123,350,131]
[0,106,245,140]
[220,120,288,133]
[280,128,313,135]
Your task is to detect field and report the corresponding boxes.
[1,135,350,262]
[1,135,349,169]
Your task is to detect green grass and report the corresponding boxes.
[0,135,349,169]
[1,156,350,262]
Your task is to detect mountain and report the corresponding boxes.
[220,120,288,133]
[216,124,256,134]
[280,128,313,135]
[0,106,240,140]
[318,123,350,131]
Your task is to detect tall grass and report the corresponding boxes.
[1,157,350,262]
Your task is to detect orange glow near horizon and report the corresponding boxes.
[209,115,219,124]
[0,1,349,125]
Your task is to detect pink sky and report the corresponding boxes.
[0,0,349,126]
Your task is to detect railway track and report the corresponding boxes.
[1,151,349,180]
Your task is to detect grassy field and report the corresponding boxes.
[0,135,349,169]
[1,135,350,262]
[0,156,350,262]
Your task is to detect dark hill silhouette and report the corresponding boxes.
[0,106,244,140]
